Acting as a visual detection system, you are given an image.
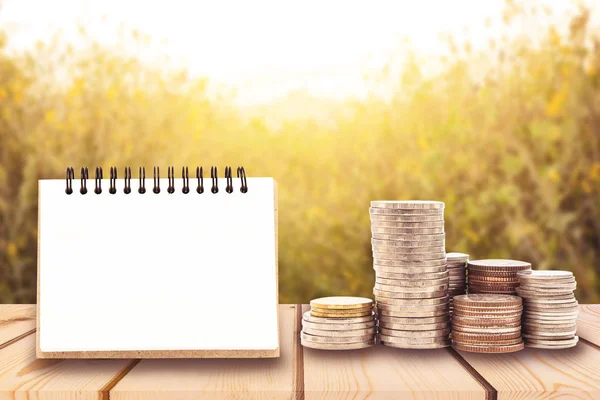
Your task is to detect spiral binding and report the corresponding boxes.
[65,166,248,195]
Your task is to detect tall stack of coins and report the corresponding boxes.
[370,201,450,349]
[517,270,579,349]
[467,259,531,295]
[446,252,468,318]
[451,294,524,353]
[301,297,376,350]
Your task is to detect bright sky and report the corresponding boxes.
[0,0,590,105]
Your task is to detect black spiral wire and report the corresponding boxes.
[65,166,248,194]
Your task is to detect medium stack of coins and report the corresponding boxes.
[517,270,579,349]
[301,297,376,350]
[370,201,450,349]
[467,259,532,295]
[446,252,468,318]
[451,294,525,353]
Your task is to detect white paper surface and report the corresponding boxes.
[38,177,278,352]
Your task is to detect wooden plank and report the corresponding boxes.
[110,304,301,400]
[301,305,486,400]
[458,341,600,399]
[0,305,35,348]
[0,333,134,399]
[578,304,600,347]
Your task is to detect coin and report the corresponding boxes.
[517,270,573,280]
[370,219,445,228]
[376,315,449,324]
[378,333,449,344]
[302,327,376,337]
[379,340,449,349]
[375,295,449,306]
[451,331,522,342]
[311,309,373,318]
[374,288,448,299]
[452,341,524,353]
[453,315,522,326]
[370,214,444,222]
[373,252,446,261]
[376,270,449,280]
[523,322,577,331]
[369,207,444,215]
[452,325,521,334]
[377,309,448,318]
[370,201,444,209]
[525,340,578,349]
[372,233,446,241]
[371,238,445,248]
[516,288,574,298]
[301,339,375,350]
[378,321,449,331]
[522,297,576,304]
[374,282,448,293]
[303,311,375,324]
[453,294,522,307]
[467,275,521,283]
[371,227,445,235]
[522,333,575,340]
[522,329,577,337]
[301,320,376,331]
[376,277,449,287]
[310,296,373,310]
[371,245,445,254]
[379,327,450,338]
[376,302,449,312]
[468,259,532,271]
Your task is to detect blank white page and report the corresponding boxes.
[38,177,278,353]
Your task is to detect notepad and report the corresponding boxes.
[37,167,279,358]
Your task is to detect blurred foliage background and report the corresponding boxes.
[1,1,599,303]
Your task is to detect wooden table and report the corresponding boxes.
[1,304,599,399]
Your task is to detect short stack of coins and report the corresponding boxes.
[467,259,532,295]
[451,294,525,353]
[370,200,450,349]
[517,270,579,349]
[446,252,468,318]
[301,297,376,350]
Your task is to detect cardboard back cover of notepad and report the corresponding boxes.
[37,172,279,358]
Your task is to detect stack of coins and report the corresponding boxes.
[370,200,450,349]
[467,259,532,295]
[452,294,525,353]
[446,252,468,318]
[517,270,579,349]
[301,297,376,350]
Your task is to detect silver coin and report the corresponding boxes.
[302,327,376,337]
[371,244,445,253]
[518,283,577,291]
[379,321,449,332]
[374,282,448,293]
[522,333,575,340]
[452,326,522,334]
[374,265,448,274]
[377,309,449,318]
[371,238,445,248]
[525,336,578,346]
[522,329,577,337]
[374,258,447,267]
[378,333,449,344]
[522,297,576,304]
[446,252,469,261]
[517,270,573,280]
[379,327,450,338]
[301,320,376,331]
[369,207,444,215]
[371,227,445,235]
[373,252,447,261]
[370,214,444,222]
[377,315,449,324]
[375,277,449,287]
[523,318,577,326]
[371,221,445,229]
[522,322,577,330]
[375,270,449,280]
[370,201,444,209]
[301,339,375,350]
[301,332,374,344]
[379,340,449,349]
[375,295,449,306]
[302,311,375,324]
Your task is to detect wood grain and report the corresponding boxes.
[301,305,486,399]
[578,304,600,347]
[110,304,301,400]
[458,341,600,399]
[0,304,35,348]
[0,333,133,400]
